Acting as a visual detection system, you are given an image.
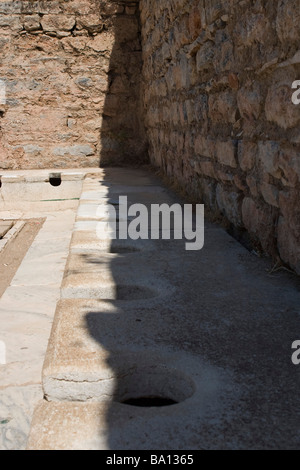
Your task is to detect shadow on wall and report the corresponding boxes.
[99,1,148,167]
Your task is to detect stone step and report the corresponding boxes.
[27,401,108,450]
[27,168,300,450]
[27,388,213,450]
[42,295,190,403]
[69,231,156,252]
[29,348,222,450]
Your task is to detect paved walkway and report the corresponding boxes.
[0,212,76,449]
[22,167,300,450]
[0,168,99,450]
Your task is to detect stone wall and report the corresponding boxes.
[0,0,299,273]
[140,0,300,274]
[0,0,146,169]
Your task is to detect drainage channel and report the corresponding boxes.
[0,220,14,239]
[0,219,45,299]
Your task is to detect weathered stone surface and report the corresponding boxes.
[41,15,76,32]
[0,221,13,238]
[214,30,234,73]
[0,0,146,169]
[276,0,300,43]
[278,216,300,274]
[196,41,214,72]
[194,135,214,158]
[208,91,237,124]
[216,185,242,227]
[0,15,22,31]
[140,0,300,272]
[242,197,276,255]
[237,83,263,121]
[265,82,300,130]
[0,0,299,271]
[215,140,237,168]
[23,15,41,32]
[260,182,279,208]
[27,168,300,450]
[278,190,300,273]
[238,142,256,172]
[278,146,300,187]
[257,141,281,178]
[53,145,95,157]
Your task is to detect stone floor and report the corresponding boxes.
[0,168,94,450]
[1,167,300,450]
[26,168,300,450]
[0,211,77,450]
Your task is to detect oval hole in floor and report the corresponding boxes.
[121,396,178,407]
[115,363,195,408]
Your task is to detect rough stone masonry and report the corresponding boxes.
[139,0,300,275]
[0,0,146,169]
[0,0,300,273]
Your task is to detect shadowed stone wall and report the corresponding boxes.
[140,0,300,274]
[0,0,146,169]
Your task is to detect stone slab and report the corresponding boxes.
[0,177,80,450]
[70,232,156,253]
[28,353,233,450]
[28,167,300,450]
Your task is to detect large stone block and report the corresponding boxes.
[204,0,230,25]
[208,91,237,124]
[234,12,272,47]
[278,146,300,187]
[23,15,41,32]
[41,14,76,32]
[216,184,242,226]
[260,182,279,208]
[196,41,214,72]
[242,197,276,254]
[194,135,214,158]
[276,0,300,43]
[215,140,237,168]
[213,30,234,73]
[257,141,281,178]
[265,82,300,130]
[238,141,257,172]
[237,83,263,121]
[277,217,300,275]
[53,145,95,157]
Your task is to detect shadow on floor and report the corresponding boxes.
[83,167,300,450]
